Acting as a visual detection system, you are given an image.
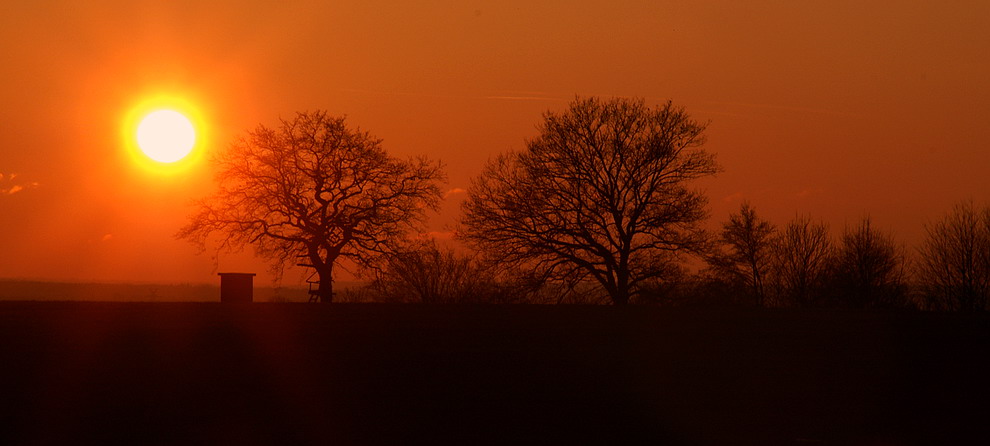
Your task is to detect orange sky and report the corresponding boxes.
[1,1,988,285]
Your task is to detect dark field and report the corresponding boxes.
[1,303,988,445]
[0,280,367,303]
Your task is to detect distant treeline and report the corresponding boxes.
[0,280,366,303]
[356,200,990,312]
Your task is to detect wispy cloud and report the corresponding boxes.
[337,88,461,99]
[444,187,467,199]
[484,95,561,101]
[485,90,564,102]
[338,87,564,103]
[0,172,38,195]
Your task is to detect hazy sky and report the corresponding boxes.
[1,1,988,285]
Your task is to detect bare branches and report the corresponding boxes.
[368,241,507,304]
[461,97,718,305]
[768,216,833,307]
[917,201,990,311]
[707,207,916,309]
[177,111,445,302]
[831,217,908,308]
[708,202,776,305]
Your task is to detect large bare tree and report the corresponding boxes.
[178,111,444,303]
[461,97,718,305]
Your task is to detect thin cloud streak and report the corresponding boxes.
[701,100,862,118]
[339,88,564,103]
[484,95,563,102]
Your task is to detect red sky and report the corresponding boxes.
[1,1,988,285]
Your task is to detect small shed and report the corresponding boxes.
[218,272,256,303]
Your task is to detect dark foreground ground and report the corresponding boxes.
[0,303,988,445]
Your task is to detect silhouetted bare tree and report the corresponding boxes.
[917,201,990,311]
[707,202,776,305]
[461,97,718,305]
[769,216,834,307]
[830,217,908,308]
[178,111,444,303]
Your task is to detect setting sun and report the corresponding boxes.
[137,110,195,163]
[121,94,209,174]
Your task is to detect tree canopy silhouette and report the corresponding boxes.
[369,240,500,304]
[709,202,776,306]
[771,216,835,307]
[178,111,444,302]
[918,201,990,311]
[770,216,833,307]
[461,97,718,305]
[830,217,907,308]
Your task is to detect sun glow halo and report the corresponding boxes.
[123,95,208,175]
[137,110,196,163]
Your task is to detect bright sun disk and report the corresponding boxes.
[136,110,196,163]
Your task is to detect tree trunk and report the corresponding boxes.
[753,269,765,307]
[318,266,334,304]
[612,267,630,305]
[612,283,630,305]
